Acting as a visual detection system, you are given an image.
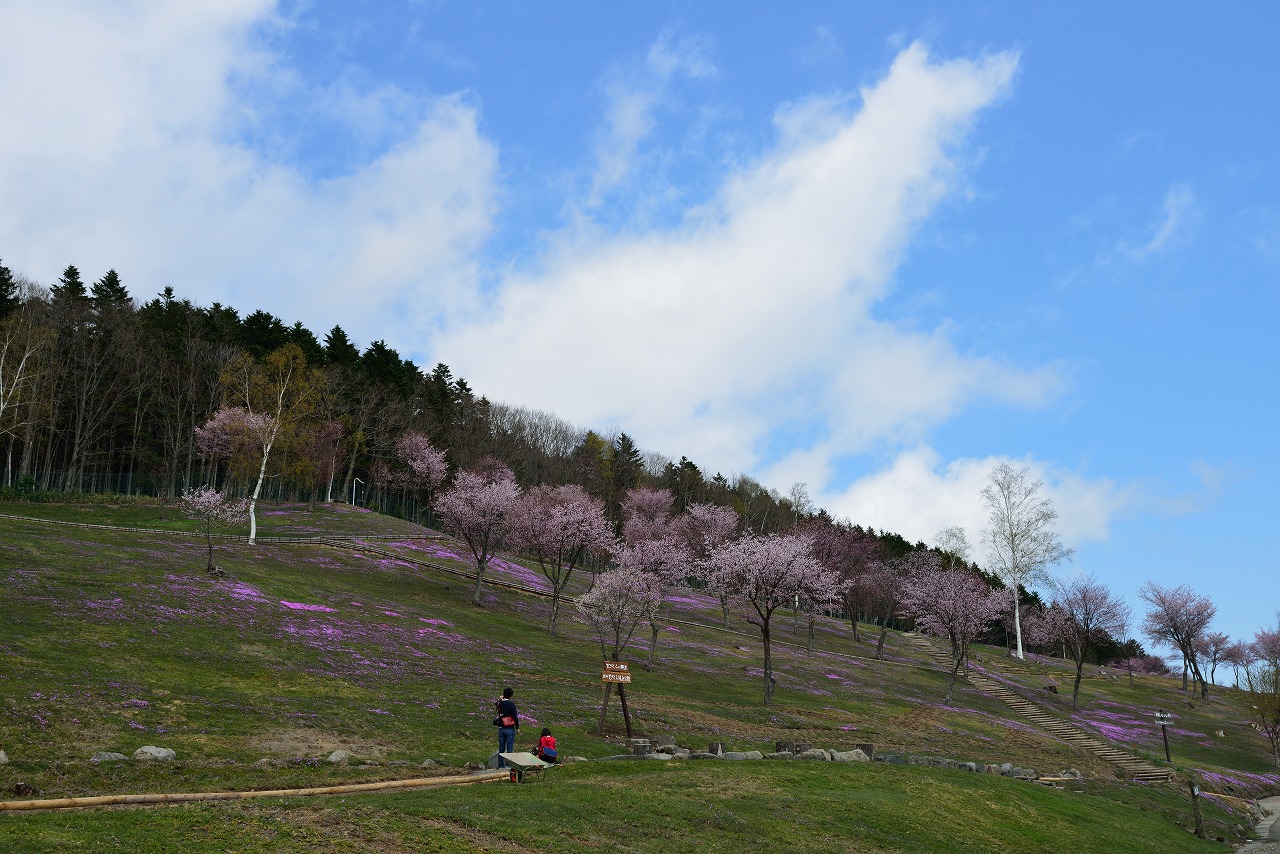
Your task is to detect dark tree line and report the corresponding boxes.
[0,260,831,535]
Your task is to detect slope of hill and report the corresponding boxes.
[1,501,1275,851]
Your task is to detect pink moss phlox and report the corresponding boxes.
[280,600,337,612]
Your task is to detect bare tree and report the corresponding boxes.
[1050,575,1131,710]
[1139,582,1216,698]
[980,462,1073,659]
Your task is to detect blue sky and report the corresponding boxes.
[2,1,1276,649]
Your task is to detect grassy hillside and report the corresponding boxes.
[1,501,1275,851]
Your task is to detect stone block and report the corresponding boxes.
[855,743,875,761]
[654,735,677,748]
[775,741,796,754]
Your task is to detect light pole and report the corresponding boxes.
[351,477,363,506]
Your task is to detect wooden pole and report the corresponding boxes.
[0,770,507,812]
[618,684,633,739]
[1187,777,1206,839]
[596,682,614,736]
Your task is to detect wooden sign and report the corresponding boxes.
[604,661,629,672]
[601,671,632,683]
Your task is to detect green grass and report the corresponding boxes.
[0,762,1240,853]
[1,501,1275,851]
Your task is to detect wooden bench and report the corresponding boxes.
[498,751,555,783]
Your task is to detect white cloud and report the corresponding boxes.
[823,447,1134,555]
[0,0,497,348]
[586,29,718,206]
[1121,183,1197,260]
[440,43,1048,486]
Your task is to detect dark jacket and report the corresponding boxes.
[497,697,519,729]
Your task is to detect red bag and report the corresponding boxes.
[500,715,516,728]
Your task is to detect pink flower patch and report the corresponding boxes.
[280,600,337,613]
[419,617,451,626]
[383,610,402,617]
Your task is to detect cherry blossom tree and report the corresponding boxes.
[1255,619,1280,668]
[618,535,691,669]
[179,485,248,572]
[679,502,739,628]
[195,406,275,544]
[434,464,521,605]
[796,559,844,652]
[900,565,1004,703]
[507,484,617,636]
[576,565,664,662]
[1197,631,1232,687]
[807,519,879,641]
[621,487,676,544]
[1139,582,1216,698]
[393,431,448,526]
[1049,576,1131,710]
[706,532,826,705]
[981,463,1073,659]
[1223,640,1256,690]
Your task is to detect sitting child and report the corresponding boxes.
[533,727,558,763]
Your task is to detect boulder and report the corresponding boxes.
[855,743,876,761]
[1061,769,1081,779]
[796,749,831,761]
[133,746,176,762]
[742,750,764,760]
[707,742,725,756]
[831,749,870,763]
[561,756,588,763]
[960,762,977,772]
[689,752,720,760]
[775,741,796,754]
[420,759,438,768]
[326,750,351,765]
[0,750,7,765]
[723,751,751,761]
[91,751,128,764]
[764,751,794,760]
[643,752,673,760]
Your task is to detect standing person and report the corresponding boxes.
[494,686,519,768]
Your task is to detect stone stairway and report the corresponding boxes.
[901,632,1171,783]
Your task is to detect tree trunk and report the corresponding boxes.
[471,557,486,606]
[946,652,963,704]
[1012,591,1025,659]
[645,621,659,670]
[762,622,774,705]
[1072,659,1084,710]
[876,624,889,660]
[548,589,561,637]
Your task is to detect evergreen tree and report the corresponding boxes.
[201,303,241,345]
[288,321,326,365]
[0,258,18,318]
[611,433,644,493]
[90,269,130,306]
[361,341,418,395]
[323,325,359,367]
[51,264,88,303]
[240,310,290,357]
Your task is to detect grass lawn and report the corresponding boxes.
[1,500,1275,851]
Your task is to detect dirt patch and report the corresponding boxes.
[248,727,391,760]
[420,817,536,852]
